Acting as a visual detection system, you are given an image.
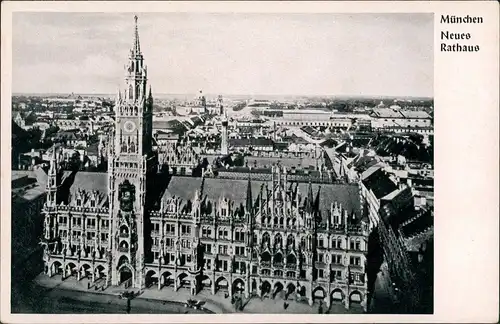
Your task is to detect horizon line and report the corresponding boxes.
[12,92,434,99]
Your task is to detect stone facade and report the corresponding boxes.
[39,16,369,311]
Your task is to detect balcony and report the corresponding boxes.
[272,262,284,269]
[118,246,129,253]
[285,263,297,270]
[261,261,271,268]
[352,280,366,287]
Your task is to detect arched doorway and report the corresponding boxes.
[177,272,190,289]
[51,261,63,276]
[160,271,173,288]
[285,283,296,300]
[251,279,257,294]
[66,262,77,278]
[79,264,91,280]
[215,276,228,293]
[117,255,129,268]
[331,288,344,302]
[349,291,363,304]
[297,285,306,300]
[312,286,326,303]
[200,275,211,291]
[261,280,271,296]
[119,266,133,285]
[94,265,106,282]
[273,281,284,299]
[232,278,245,295]
[145,270,158,288]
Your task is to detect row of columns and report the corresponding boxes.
[47,262,106,285]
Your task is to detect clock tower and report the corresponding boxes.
[108,15,156,288]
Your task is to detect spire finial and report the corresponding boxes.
[133,15,141,54]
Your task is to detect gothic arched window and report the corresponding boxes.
[300,237,306,250]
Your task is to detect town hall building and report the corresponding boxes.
[39,16,369,311]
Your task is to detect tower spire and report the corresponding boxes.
[133,15,141,55]
[49,147,57,176]
[246,175,253,214]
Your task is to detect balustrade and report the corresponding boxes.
[273,262,284,268]
[261,261,271,268]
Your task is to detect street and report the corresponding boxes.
[12,279,206,314]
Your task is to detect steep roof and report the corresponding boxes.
[398,110,431,119]
[229,138,274,147]
[161,176,361,222]
[362,168,398,199]
[370,108,403,119]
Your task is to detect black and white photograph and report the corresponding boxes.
[2,2,498,322]
[9,11,435,315]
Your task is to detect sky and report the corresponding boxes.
[12,12,433,97]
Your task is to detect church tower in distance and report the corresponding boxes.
[107,15,157,288]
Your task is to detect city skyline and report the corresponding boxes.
[13,12,433,97]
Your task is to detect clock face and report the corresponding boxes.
[123,121,136,133]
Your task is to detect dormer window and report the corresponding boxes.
[76,198,82,206]
[90,200,96,208]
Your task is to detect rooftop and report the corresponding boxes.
[370,108,403,119]
[162,176,361,223]
[229,138,274,147]
[362,168,399,199]
[398,110,431,119]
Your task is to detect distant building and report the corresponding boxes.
[369,108,432,129]
[229,138,274,152]
[190,90,207,115]
[13,111,36,130]
[378,188,433,314]
[158,139,201,175]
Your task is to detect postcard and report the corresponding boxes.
[1,1,498,323]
